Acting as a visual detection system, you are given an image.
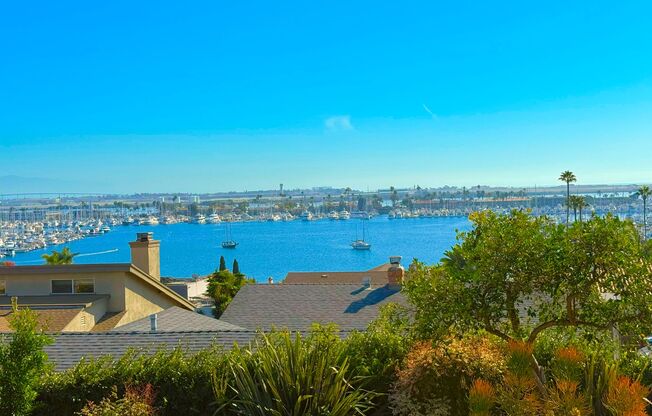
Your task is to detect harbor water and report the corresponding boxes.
[9,216,471,282]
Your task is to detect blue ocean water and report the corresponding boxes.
[10,216,471,282]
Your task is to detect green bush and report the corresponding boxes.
[0,302,53,416]
[215,330,378,416]
[36,346,229,416]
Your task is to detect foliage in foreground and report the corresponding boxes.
[214,330,378,415]
[389,335,506,416]
[76,384,157,416]
[404,210,652,388]
[34,309,408,415]
[0,300,53,416]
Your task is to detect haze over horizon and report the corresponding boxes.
[2,1,651,193]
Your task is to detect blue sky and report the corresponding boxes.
[1,1,651,193]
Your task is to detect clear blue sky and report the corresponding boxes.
[1,1,651,193]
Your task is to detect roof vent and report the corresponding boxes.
[321,274,328,279]
[361,276,371,288]
[268,277,274,284]
[150,313,158,331]
[137,232,153,242]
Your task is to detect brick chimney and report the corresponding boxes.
[387,256,404,287]
[129,232,161,280]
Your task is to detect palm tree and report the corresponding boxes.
[634,185,652,239]
[42,247,78,265]
[559,171,577,225]
[568,195,579,222]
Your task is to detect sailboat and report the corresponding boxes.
[351,221,371,250]
[221,222,238,249]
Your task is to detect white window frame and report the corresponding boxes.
[50,278,96,294]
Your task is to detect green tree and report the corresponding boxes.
[634,185,652,239]
[559,170,577,225]
[219,255,226,272]
[0,299,53,416]
[41,247,78,265]
[232,259,240,275]
[206,269,254,317]
[404,210,652,388]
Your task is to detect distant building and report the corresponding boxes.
[0,232,195,332]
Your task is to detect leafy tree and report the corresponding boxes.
[404,210,652,388]
[559,170,577,225]
[206,269,254,317]
[0,299,53,416]
[41,247,78,265]
[218,255,226,272]
[232,259,240,275]
[634,185,652,239]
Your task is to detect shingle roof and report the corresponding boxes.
[91,311,128,332]
[220,283,407,331]
[42,330,257,371]
[111,306,244,332]
[283,263,390,285]
[0,308,82,332]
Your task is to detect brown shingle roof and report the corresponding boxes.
[0,308,82,332]
[91,311,128,332]
[283,263,390,285]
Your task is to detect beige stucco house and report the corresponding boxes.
[0,232,194,332]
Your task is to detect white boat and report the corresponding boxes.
[351,221,371,250]
[192,214,206,224]
[299,211,313,221]
[207,213,222,224]
[338,210,350,220]
[328,211,339,220]
[100,226,111,233]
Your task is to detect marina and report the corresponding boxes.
[6,215,471,281]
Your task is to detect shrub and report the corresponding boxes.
[36,345,229,416]
[215,331,378,415]
[0,301,53,416]
[77,384,157,416]
[389,335,506,416]
[468,379,495,416]
[603,375,650,416]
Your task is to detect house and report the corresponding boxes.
[0,232,195,332]
[221,257,408,331]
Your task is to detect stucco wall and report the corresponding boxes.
[121,275,182,324]
[0,271,127,312]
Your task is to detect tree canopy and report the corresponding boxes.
[41,247,78,265]
[206,269,254,318]
[404,210,652,345]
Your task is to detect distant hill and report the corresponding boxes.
[0,175,109,195]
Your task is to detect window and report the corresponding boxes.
[51,279,95,294]
[51,279,73,294]
[74,279,95,294]
[0,280,5,295]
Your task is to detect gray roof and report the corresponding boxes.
[220,283,407,331]
[43,330,257,371]
[111,306,244,332]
